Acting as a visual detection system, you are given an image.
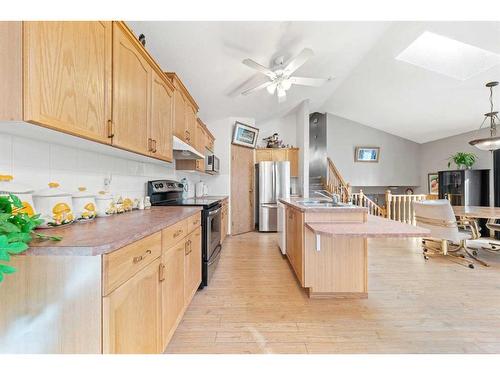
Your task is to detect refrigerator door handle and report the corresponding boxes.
[272,162,276,203]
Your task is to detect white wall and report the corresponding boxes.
[255,113,297,148]
[0,131,181,200]
[296,100,310,197]
[326,113,420,188]
[418,128,493,201]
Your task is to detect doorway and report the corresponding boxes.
[231,144,255,235]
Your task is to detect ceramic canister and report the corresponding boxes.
[95,191,115,217]
[72,187,97,221]
[0,175,36,216]
[33,182,75,228]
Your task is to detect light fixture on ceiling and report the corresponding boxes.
[469,81,500,151]
[396,31,500,80]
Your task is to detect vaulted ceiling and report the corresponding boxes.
[128,21,500,143]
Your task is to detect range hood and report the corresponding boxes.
[173,136,205,160]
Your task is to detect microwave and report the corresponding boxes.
[205,154,220,174]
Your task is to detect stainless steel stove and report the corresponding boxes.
[147,180,222,287]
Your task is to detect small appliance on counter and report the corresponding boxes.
[33,182,75,228]
[147,180,223,288]
[0,175,36,216]
[72,187,97,222]
[180,177,189,199]
[195,180,205,198]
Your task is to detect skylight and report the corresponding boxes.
[395,31,500,80]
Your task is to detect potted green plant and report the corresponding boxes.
[447,152,477,170]
[0,194,61,282]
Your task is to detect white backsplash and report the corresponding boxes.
[0,132,210,200]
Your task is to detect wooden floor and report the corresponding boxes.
[166,232,500,354]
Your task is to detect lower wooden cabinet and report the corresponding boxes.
[160,240,185,349]
[103,258,162,354]
[286,207,304,285]
[184,226,202,305]
[104,212,201,354]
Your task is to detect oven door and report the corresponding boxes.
[206,205,222,260]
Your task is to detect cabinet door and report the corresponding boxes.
[286,208,295,264]
[255,149,273,163]
[184,226,202,305]
[293,210,304,284]
[112,22,151,155]
[150,70,173,162]
[185,104,196,146]
[24,21,112,143]
[160,241,185,350]
[273,149,288,162]
[103,258,161,354]
[173,89,186,140]
[196,121,206,154]
[287,149,299,177]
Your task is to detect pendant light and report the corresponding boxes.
[469,81,500,151]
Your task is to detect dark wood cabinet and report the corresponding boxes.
[438,169,490,206]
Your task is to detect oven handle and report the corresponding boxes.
[208,206,222,217]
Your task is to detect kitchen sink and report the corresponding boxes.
[297,200,351,208]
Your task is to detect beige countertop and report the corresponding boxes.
[25,206,202,256]
[279,197,368,214]
[306,215,430,238]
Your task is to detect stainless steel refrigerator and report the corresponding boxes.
[256,161,290,232]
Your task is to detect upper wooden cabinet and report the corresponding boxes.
[23,22,113,143]
[150,70,174,162]
[111,22,151,156]
[255,148,299,177]
[165,72,199,147]
[0,21,176,164]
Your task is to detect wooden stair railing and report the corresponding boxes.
[325,157,351,203]
[384,190,429,225]
[351,190,385,217]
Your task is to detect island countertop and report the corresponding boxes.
[305,215,430,238]
[279,197,368,213]
[25,206,202,256]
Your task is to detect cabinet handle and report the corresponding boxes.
[148,138,153,152]
[133,249,152,264]
[173,229,183,238]
[159,263,166,282]
[185,240,190,255]
[107,120,114,139]
[153,140,157,153]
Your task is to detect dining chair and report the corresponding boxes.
[413,199,477,268]
[477,220,500,254]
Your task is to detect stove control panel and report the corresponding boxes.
[148,180,183,193]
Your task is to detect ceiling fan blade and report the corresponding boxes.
[289,76,332,87]
[283,48,314,75]
[241,80,274,96]
[242,59,276,79]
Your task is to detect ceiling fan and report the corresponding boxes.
[241,48,332,103]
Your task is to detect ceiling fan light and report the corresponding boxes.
[282,79,292,90]
[469,136,500,151]
[266,84,276,95]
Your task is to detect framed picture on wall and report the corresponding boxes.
[354,146,380,162]
[232,121,259,148]
[428,173,439,195]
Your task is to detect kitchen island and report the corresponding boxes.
[279,198,429,298]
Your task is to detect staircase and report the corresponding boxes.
[315,156,433,225]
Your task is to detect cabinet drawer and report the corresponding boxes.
[162,218,188,248]
[187,212,201,233]
[103,232,162,295]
